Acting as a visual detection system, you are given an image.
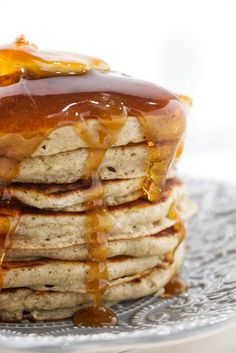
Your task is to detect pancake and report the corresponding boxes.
[30,105,188,157]
[13,142,178,185]
[32,116,145,157]
[10,165,177,211]
[0,242,184,322]
[11,177,145,211]
[5,180,195,250]
[1,255,169,293]
[5,227,180,261]
[13,144,149,184]
[31,101,188,157]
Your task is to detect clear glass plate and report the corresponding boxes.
[0,179,236,353]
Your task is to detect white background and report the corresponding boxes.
[1,0,236,185]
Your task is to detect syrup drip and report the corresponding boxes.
[73,96,127,326]
[166,203,186,263]
[139,112,185,201]
[163,203,186,296]
[0,204,20,287]
[0,37,187,326]
[175,139,184,159]
[164,275,187,297]
[168,203,185,242]
[0,133,46,288]
[73,305,117,327]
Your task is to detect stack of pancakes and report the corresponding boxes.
[0,36,196,324]
[0,116,195,322]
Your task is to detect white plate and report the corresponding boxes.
[0,179,236,353]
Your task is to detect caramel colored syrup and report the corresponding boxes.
[164,275,187,297]
[0,133,46,287]
[168,203,185,242]
[175,139,184,159]
[139,109,185,201]
[0,37,187,326]
[0,204,20,287]
[163,203,187,296]
[166,203,186,263]
[0,34,109,85]
[73,305,117,327]
[177,95,193,108]
[73,98,127,327]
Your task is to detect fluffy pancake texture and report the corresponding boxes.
[14,144,149,184]
[5,227,180,261]
[10,164,177,210]
[0,175,195,322]
[7,180,194,249]
[0,242,185,322]
[1,255,169,292]
[32,116,145,157]
[10,177,145,211]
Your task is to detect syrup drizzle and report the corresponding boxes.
[73,97,127,326]
[166,203,186,264]
[164,275,187,297]
[0,37,187,326]
[163,203,187,295]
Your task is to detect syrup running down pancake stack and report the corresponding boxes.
[0,36,196,325]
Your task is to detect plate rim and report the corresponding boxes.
[1,313,236,351]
